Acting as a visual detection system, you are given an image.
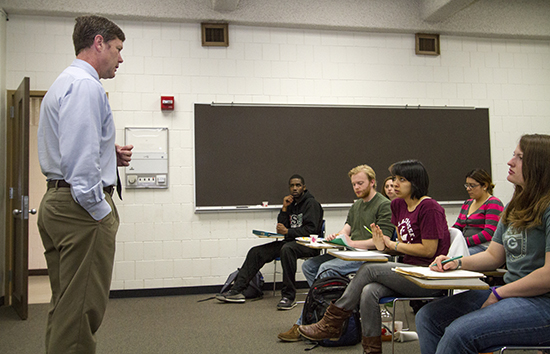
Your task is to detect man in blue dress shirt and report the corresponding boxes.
[37,15,132,354]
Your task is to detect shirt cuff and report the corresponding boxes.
[85,199,112,221]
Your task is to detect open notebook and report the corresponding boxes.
[393,266,486,280]
[323,234,359,251]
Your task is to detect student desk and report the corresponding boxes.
[296,241,340,250]
[327,249,390,262]
[401,274,489,293]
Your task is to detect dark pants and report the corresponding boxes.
[232,240,319,300]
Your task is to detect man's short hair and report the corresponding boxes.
[289,174,305,185]
[73,15,126,56]
[348,164,377,188]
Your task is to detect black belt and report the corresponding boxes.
[47,180,114,196]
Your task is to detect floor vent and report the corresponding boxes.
[201,23,229,47]
[415,33,440,56]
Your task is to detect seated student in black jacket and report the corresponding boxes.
[216,174,324,310]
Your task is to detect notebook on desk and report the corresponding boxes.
[393,266,486,280]
[328,250,391,259]
[323,235,359,251]
[252,230,284,237]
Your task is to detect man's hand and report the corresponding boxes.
[276,223,288,235]
[282,195,293,212]
[325,233,339,241]
[116,144,134,167]
[283,195,293,207]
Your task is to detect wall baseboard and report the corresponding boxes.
[108,280,309,299]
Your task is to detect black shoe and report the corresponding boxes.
[216,290,245,303]
[277,297,297,310]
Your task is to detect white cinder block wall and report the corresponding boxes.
[6,15,550,290]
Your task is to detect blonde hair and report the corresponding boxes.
[348,164,377,189]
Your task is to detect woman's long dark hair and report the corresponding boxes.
[502,134,550,230]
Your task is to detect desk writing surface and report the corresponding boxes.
[297,241,339,250]
[402,275,489,290]
[328,250,389,262]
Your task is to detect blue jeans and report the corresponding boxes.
[416,289,550,354]
[302,254,365,286]
[468,243,488,255]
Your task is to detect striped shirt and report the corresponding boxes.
[452,196,504,246]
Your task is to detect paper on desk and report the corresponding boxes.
[393,266,486,279]
[329,250,391,259]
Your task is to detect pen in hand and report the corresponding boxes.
[363,225,373,234]
[431,255,463,268]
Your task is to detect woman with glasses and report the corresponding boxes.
[416,133,550,354]
[453,169,504,255]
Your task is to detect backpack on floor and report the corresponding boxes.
[198,268,264,302]
[219,268,264,299]
[302,270,362,348]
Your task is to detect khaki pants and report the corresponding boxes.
[37,186,119,354]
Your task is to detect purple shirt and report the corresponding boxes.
[391,198,450,266]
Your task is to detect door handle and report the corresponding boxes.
[12,209,36,217]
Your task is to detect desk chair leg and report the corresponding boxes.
[390,299,410,354]
[273,259,278,296]
[390,299,411,354]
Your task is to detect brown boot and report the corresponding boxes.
[362,335,382,354]
[277,324,302,342]
[297,302,352,341]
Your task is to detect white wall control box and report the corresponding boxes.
[125,127,169,189]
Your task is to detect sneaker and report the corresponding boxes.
[216,290,245,303]
[278,324,302,342]
[277,297,297,310]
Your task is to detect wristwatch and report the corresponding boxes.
[455,259,462,270]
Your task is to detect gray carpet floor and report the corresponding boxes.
[0,292,537,354]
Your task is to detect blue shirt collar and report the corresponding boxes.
[71,59,100,81]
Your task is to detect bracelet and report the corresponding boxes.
[456,259,462,270]
[491,286,503,301]
[394,241,399,251]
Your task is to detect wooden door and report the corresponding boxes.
[6,77,31,320]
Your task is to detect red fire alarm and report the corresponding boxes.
[161,96,174,110]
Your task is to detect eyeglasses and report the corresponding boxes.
[464,183,480,189]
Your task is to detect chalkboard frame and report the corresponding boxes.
[194,104,491,212]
